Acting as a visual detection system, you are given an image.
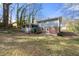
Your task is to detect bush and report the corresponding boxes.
[67,21,79,33]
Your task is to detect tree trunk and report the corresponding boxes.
[3,3,10,29]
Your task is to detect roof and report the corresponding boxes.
[37,17,62,23]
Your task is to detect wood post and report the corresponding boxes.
[58,17,62,33]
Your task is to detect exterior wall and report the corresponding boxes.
[38,20,59,34]
[38,20,59,28]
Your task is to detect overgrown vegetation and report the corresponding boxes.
[0,32,79,56]
[67,20,79,33]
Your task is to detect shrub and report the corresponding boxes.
[67,21,79,33]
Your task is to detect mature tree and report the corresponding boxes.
[3,3,11,29]
[16,3,42,28]
[9,4,15,24]
[16,3,20,28]
[62,3,79,20]
[16,3,29,27]
[29,4,42,24]
[62,3,79,32]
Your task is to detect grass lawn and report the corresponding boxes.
[0,31,79,56]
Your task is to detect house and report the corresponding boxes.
[37,17,79,33]
[37,17,62,34]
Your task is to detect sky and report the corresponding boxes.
[0,3,64,21]
[0,3,79,22]
[41,3,64,19]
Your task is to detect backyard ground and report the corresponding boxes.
[0,31,79,56]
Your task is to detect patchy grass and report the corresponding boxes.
[0,32,79,56]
